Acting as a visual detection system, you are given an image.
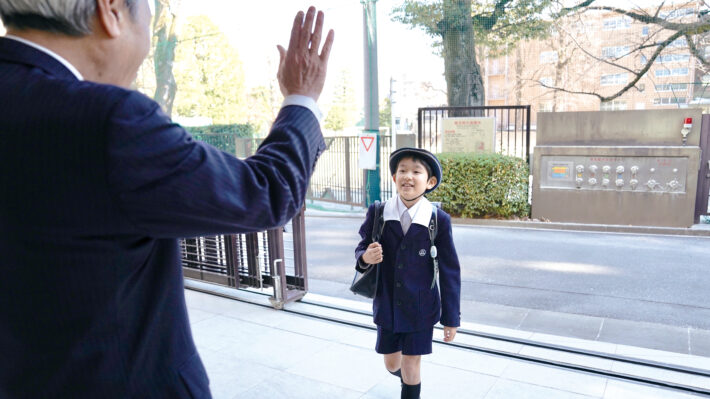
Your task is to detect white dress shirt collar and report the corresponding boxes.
[4,35,83,80]
[383,194,433,228]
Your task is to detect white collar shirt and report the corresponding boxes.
[383,194,433,229]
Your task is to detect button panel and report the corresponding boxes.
[541,156,688,193]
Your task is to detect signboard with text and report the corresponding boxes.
[442,117,495,154]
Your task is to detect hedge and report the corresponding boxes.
[184,124,256,155]
[426,152,530,219]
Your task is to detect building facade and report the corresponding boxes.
[483,3,708,126]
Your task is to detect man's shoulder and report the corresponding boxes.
[72,82,155,113]
[26,76,156,119]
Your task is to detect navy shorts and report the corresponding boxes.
[375,326,433,356]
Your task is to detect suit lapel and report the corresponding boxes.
[0,37,78,81]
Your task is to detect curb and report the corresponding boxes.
[452,218,710,237]
[305,208,710,237]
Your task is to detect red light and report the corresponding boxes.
[685,117,693,124]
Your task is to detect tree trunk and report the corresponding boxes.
[153,0,179,116]
[442,0,484,108]
[515,46,523,105]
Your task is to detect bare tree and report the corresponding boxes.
[547,0,710,102]
[152,0,181,115]
[392,0,552,107]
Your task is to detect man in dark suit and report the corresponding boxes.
[0,1,334,397]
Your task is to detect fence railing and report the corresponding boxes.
[181,208,308,308]
[417,106,532,164]
[307,135,393,206]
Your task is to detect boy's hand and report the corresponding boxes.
[443,326,457,342]
[362,242,383,265]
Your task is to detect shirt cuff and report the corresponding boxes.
[282,95,323,122]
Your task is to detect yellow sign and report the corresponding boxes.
[441,117,495,153]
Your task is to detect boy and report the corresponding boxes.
[355,147,461,399]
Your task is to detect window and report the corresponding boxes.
[603,17,631,30]
[640,55,648,64]
[539,103,553,112]
[660,8,694,20]
[655,83,688,92]
[641,26,649,36]
[657,54,690,63]
[667,38,688,48]
[655,68,689,77]
[600,100,627,111]
[539,77,553,87]
[602,46,630,59]
[653,97,687,105]
[601,73,628,85]
[540,51,558,64]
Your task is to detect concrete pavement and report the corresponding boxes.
[185,284,710,399]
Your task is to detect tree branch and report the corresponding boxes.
[685,32,710,69]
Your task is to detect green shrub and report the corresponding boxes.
[185,124,255,156]
[427,152,530,219]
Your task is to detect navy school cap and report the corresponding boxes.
[389,147,442,193]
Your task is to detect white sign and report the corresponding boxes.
[358,133,377,170]
[442,117,496,154]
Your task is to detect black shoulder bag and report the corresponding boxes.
[349,201,385,298]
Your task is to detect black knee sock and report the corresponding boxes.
[401,382,421,399]
[389,369,402,379]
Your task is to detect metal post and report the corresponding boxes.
[390,77,397,149]
[362,0,380,205]
[345,138,352,204]
[245,232,261,288]
[269,259,284,309]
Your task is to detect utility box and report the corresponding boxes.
[532,109,703,227]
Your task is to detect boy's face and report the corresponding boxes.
[393,157,437,201]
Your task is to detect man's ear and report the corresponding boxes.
[96,0,123,38]
[392,175,397,184]
[427,176,437,189]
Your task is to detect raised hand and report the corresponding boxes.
[276,7,335,101]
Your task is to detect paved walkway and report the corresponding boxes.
[185,287,709,399]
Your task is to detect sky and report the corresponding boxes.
[179,0,448,111]
[1,0,693,115]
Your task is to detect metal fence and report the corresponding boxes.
[181,208,308,308]
[191,133,394,207]
[417,106,532,163]
[307,135,394,206]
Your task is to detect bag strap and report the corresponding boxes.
[428,206,439,289]
[371,200,384,242]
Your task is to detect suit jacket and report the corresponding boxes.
[0,37,325,399]
[355,199,461,333]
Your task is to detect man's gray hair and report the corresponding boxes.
[0,0,137,36]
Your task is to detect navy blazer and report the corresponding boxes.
[0,37,324,399]
[355,202,461,333]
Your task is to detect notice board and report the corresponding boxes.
[442,117,495,154]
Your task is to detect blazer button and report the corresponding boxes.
[396,301,402,306]
[397,263,403,269]
[396,282,402,288]
[401,244,406,250]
